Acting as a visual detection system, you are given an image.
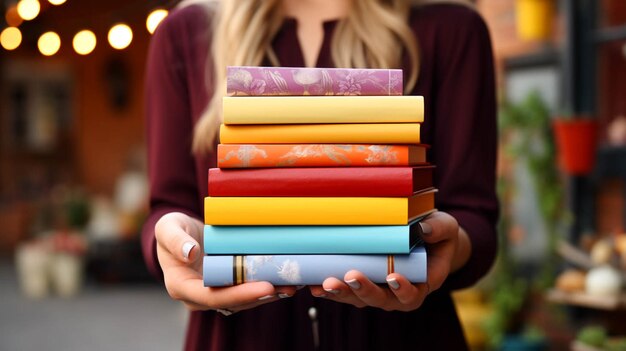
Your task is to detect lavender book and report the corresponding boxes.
[202,247,426,287]
[227,66,403,96]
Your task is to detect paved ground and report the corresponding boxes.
[0,261,187,351]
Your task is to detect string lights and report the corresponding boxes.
[146,9,168,35]
[37,31,60,56]
[1,26,22,50]
[0,1,169,56]
[16,0,40,21]
[73,30,96,55]
[108,23,133,50]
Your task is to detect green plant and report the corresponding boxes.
[498,90,568,290]
[576,326,608,348]
[483,91,569,349]
[64,190,90,230]
[606,338,626,351]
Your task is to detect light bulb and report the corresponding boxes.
[73,30,96,55]
[108,23,133,50]
[5,5,24,27]
[1,27,22,50]
[38,31,61,56]
[17,0,40,21]
[146,9,168,34]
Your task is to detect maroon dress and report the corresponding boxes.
[143,3,498,350]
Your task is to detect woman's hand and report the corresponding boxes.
[309,211,464,311]
[155,212,297,313]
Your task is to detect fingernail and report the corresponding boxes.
[278,293,291,299]
[315,293,327,298]
[345,279,361,290]
[182,242,195,259]
[419,222,432,236]
[386,277,400,290]
[296,285,306,290]
[324,288,339,295]
[258,294,275,301]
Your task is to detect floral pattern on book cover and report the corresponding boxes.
[227,67,401,96]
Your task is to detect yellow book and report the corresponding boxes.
[219,123,421,144]
[204,190,436,225]
[222,96,424,124]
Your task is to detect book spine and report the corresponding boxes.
[222,96,423,124]
[217,144,427,168]
[226,66,403,96]
[203,224,418,255]
[203,247,427,286]
[208,167,423,197]
[219,124,421,145]
[204,196,417,225]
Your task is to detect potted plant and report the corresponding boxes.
[552,116,598,175]
[485,91,570,349]
[49,187,90,297]
[515,0,556,41]
[499,91,567,289]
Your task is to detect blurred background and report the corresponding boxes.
[0,0,625,350]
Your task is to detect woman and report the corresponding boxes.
[143,0,498,349]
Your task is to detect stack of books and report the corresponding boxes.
[202,66,436,287]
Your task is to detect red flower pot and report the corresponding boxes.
[552,119,598,175]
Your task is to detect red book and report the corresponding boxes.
[208,166,434,197]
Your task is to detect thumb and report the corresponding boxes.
[418,211,458,245]
[155,212,203,263]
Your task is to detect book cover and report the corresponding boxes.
[203,246,427,286]
[204,190,436,225]
[203,220,426,255]
[227,66,403,96]
[208,167,434,197]
[222,96,424,124]
[219,123,421,144]
[217,144,428,168]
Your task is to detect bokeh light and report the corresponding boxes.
[108,23,133,50]
[146,9,168,34]
[17,0,40,21]
[48,0,67,5]
[5,5,24,27]
[38,31,61,56]
[73,30,96,55]
[1,27,23,51]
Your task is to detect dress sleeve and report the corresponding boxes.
[430,9,499,290]
[141,12,203,281]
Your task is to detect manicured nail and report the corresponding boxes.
[345,279,361,290]
[419,222,432,236]
[182,242,195,259]
[278,293,291,299]
[258,294,275,301]
[324,288,339,295]
[387,277,400,290]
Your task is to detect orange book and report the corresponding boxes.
[217,144,428,168]
[219,123,421,144]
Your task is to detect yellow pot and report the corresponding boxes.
[516,0,555,41]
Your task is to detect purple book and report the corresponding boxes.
[227,66,403,96]
[203,247,427,286]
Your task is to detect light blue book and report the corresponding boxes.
[203,247,427,286]
[203,221,424,255]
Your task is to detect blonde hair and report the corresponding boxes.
[188,0,425,153]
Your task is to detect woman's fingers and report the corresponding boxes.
[385,273,428,309]
[418,212,459,292]
[307,212,462,311]
[155,212,203,263]
[154,212,302,313]
[418,211,459,245]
